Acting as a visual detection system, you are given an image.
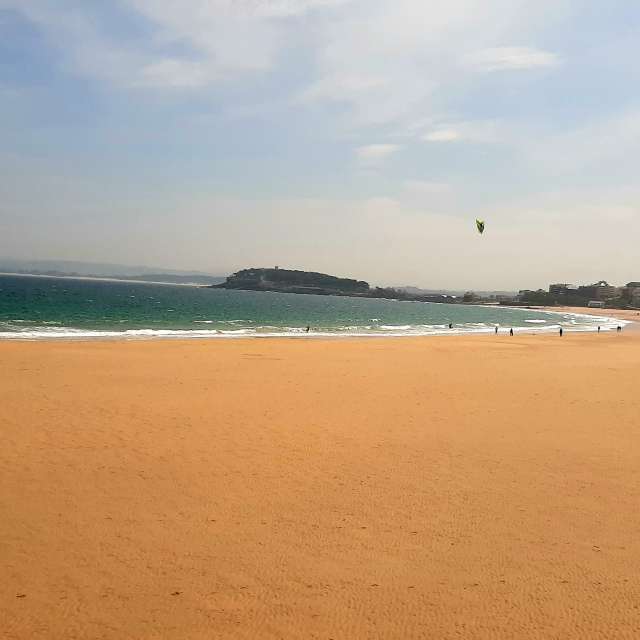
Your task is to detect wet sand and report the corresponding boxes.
[2,334,640,639]
[540,306,640,328]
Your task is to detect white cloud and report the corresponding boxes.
[3,0,350,90]
[423,120,501,144]
[5,0,640,289]
[136,59,209,88]
[232,0,351,18]
[4,0,568,115]
[295,1,568,128]
[424,129,462,142]
[466,46,560,72]
[299,74,389,103]
[522,110,640,176]
[355,143,400,166]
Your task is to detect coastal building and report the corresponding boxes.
[578,280,619,301]
[517,280,636,308]
[625,282,640,307]
[549,283,577,295]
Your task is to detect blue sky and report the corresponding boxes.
[1,0,639,288]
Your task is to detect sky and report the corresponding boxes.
[0,0,639,289]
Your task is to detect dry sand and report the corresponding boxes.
[2,334,640,639]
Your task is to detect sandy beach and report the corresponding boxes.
[2,334,640,639]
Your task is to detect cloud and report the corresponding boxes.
[424,129,462,142]
[2,0,350,90]
[466,46,560,72]
[4,0,568,120]
[423,120,500,144]
[522,110,640,178]
[355,143,400,166]
[403,180,451,194]
[136,59,209,89]
[294,1,569,128]
[298,74,389,104]
[4,0,640,290]
[228,0,351,18]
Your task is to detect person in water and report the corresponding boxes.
[495,326,498,334]
[598,326,601,333]
[509,328,513,336]
[448,323,453,329]
[305,325,310,333]
[617,325,622,333]
[560,327,563,337]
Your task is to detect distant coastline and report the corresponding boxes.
[213,267,640,312]
[0,272,222,287]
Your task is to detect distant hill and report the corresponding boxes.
[398,286,462,297]
[397,285,517,298]
[215,268,460,303]
[217,268,369,295]
[108,274,225,285]
[0,259,224,285]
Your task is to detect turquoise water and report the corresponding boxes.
[0,274,618,339]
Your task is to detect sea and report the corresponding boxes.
[0,274,622,340]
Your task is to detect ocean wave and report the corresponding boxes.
[0,314,627,341]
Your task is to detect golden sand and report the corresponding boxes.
[2,334,640,639]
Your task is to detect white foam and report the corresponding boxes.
[0,308,626,341]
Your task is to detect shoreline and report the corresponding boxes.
[0,326,628,342]
[536,305,640,321]
[0,317,633,342]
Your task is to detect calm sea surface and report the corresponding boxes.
[0,275,618,339]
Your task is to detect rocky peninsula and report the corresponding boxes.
[212,268,455,303]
